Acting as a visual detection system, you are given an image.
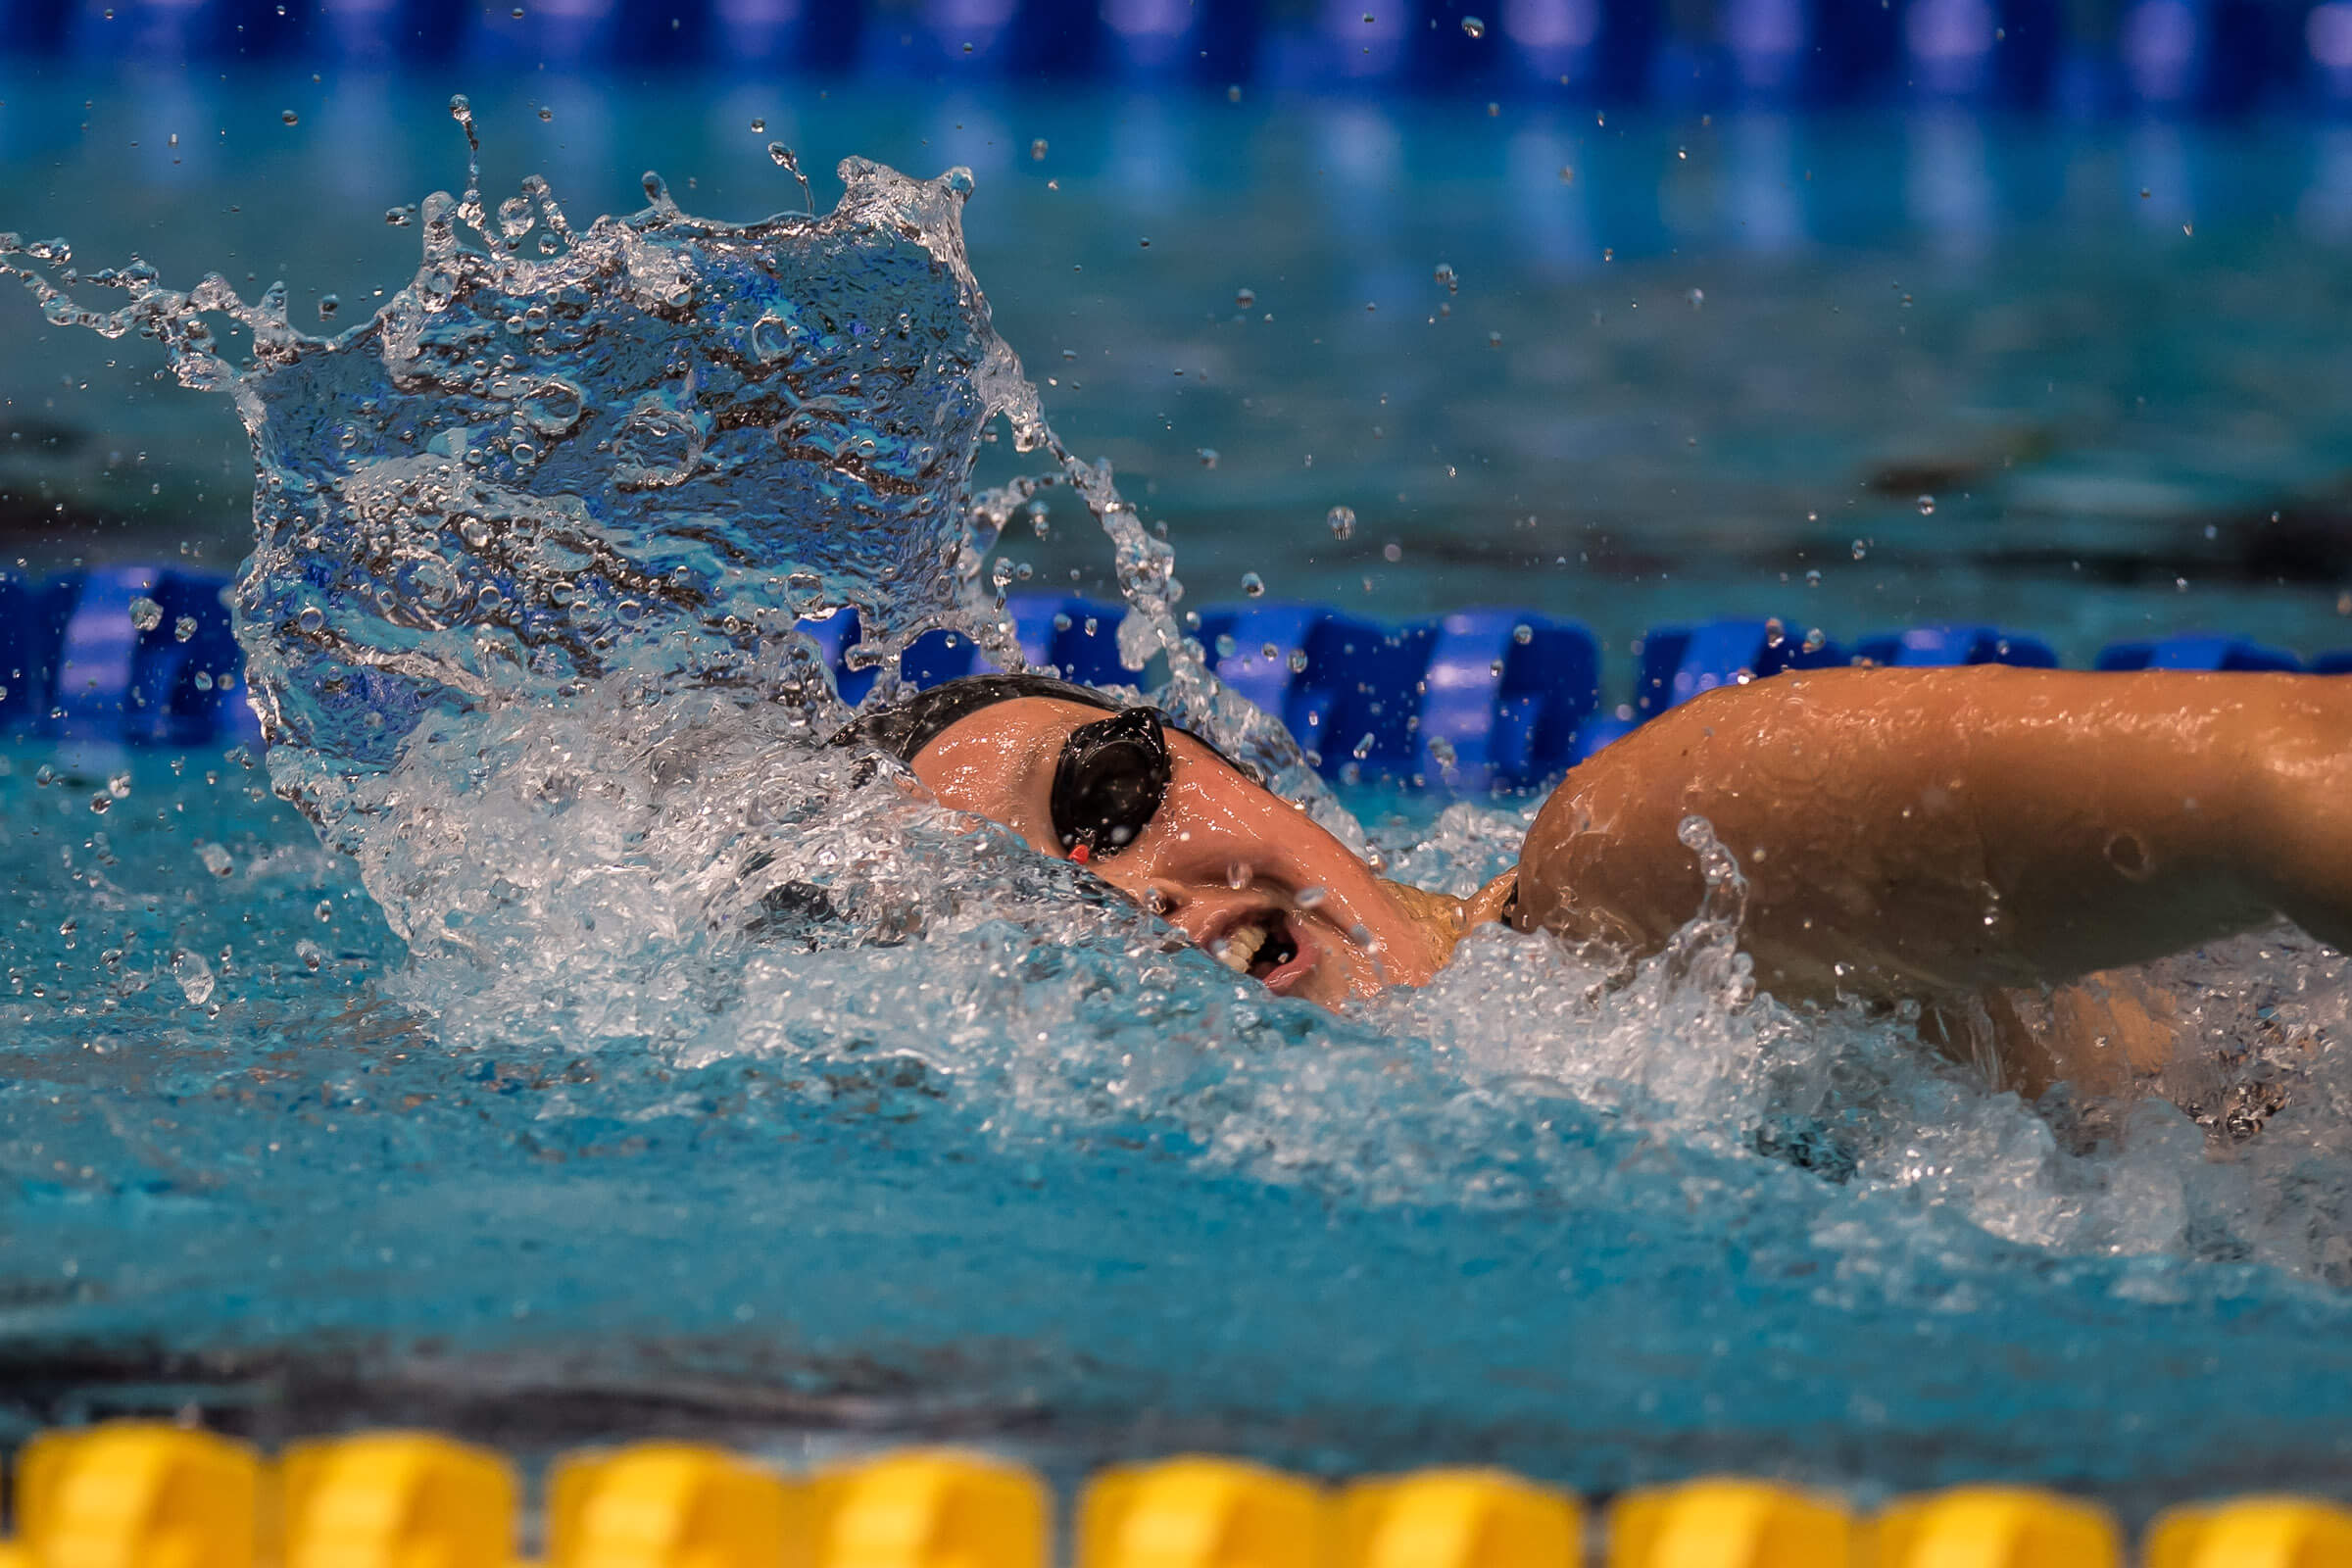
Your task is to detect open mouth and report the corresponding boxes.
[1213,909,1307,988]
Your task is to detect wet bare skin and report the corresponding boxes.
[909,697,1459,1005]
[1516,665,2352,1093]
[909,670,2352,1097]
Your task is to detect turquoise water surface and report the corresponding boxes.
[4,67,2352,1517]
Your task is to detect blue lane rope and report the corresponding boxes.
[2,569,2339,787]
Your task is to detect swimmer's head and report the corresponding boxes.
[833,673,1481,1005]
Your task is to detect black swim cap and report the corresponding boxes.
[828,672,1122,763]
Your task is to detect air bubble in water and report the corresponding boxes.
[1851,539,1869,560]
[537,106,553,122]
[1916,494,1936,515]
[297,939,323,972]
[1433,262,1458,293]
[296,606,324,633]
[318,294,339,321]
[1326,505,1355,540]
[1240,571,1265,597]
[128,596,162,632]
[1236,286,1255,309]
[1462,15,1486,35]
[751,118,766,133]
[280,110,298,126]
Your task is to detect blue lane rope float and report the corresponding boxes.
[29,0,2352,119]
[1,566,260,753]
[2,570,2343,789]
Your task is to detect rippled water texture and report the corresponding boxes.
[6,117,2352,1512]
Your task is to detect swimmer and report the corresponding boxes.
[835,665,2352,1099]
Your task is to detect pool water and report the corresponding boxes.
[7,65,2352,1518]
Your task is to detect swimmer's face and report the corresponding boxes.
[908,697,1453,1006]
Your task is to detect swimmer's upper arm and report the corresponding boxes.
[1514,665,2328,1007]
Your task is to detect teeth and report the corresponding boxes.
[1216,922,1267,973]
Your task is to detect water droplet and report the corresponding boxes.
[1139,236,1152,248]
[297,939,323,972]
[317,293,339,321]
[1462,15,1486,36]
[1433,261,1458,293]
[1197,447,1219,467]
[1850,539,1868,561]
[511,4,524,16]
[315,899,333,923]
[296,606,324,633]
[1214,633,1238,659]
[1383,541,1403,563]
[1226,860,1251,890]
[280,110,298,125]
[537,106,553,122]
[173,614,197,642]
[199,842,233,877]
[1327,505,1356,540]
[1511,622,1533,645]
[127,596,162,632]
[1804,568,1822,587]
[87,793,109,813]
[1288,650,1309,673]
[1296,886,1329,909]
[172,949,216,1007]
[1487,330,1503,348]
[751,117,767,133]
[1240,570,1265,598]
[384,204,416,227]
[1916,494,1935,515]
[1030,137,1048,161]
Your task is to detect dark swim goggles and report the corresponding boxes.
[1050,706,1265,862]
[1052,705,1173,862]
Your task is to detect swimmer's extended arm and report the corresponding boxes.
[1512,665,2352,1010]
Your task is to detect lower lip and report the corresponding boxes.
[1258,917,1318,996]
